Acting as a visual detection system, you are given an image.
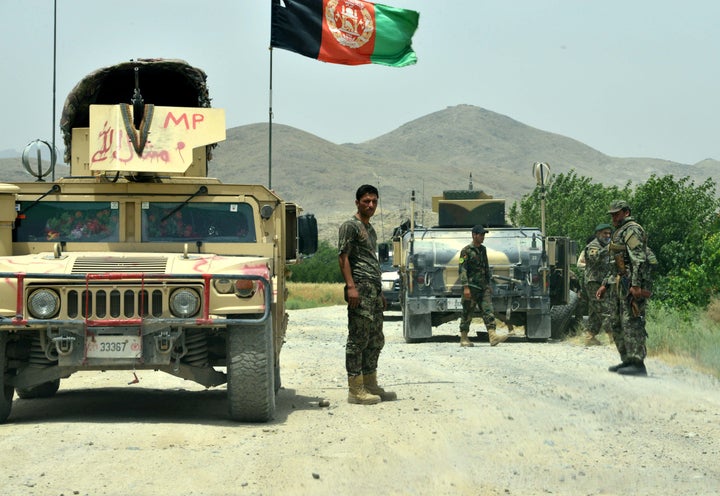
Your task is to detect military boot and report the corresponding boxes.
[617,360,648,376]
[347,375,381,405]
[585,332,602,346]
[608,361,629,372]
[487,327,508,346]
[363,371,397,401]
[460,331,474,347]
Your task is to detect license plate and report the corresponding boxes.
[446,298,464,310]
[86,335,142,358]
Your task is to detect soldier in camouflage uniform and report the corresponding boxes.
[578,223,613,346]
[596,200,654,376]
[338,184,397,404]
[458,225,508,347]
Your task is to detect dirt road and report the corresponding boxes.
[2,306,719,496]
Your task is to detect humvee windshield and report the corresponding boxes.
[142,202,255,242]
[15,201,120,242]
[14,201,256,243]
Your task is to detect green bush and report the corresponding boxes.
[288,240,343,283]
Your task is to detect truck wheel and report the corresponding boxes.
[16,379,61,399]
[550,290,579,339]
[227,317,276,422]
[0,335,14,423]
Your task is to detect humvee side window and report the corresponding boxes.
[142,202,256,242]
[14,201,120,242]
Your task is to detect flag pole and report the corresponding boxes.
[268,46,273,190]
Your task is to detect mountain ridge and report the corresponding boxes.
[1,104,716,241]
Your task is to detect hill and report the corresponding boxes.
[1,105,717,241]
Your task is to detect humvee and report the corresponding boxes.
[392,185,577,343]
[0,59,317,423]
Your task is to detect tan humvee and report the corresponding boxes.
[0,59,317,423]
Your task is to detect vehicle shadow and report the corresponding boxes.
[7,386,328,426]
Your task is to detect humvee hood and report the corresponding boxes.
[0,252,270,280]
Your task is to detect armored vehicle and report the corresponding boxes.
[392,184,577,343]
[0,59,317,423]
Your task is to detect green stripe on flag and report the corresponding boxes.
[371,4,419,67]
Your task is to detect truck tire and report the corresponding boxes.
[227,317,276,422]
[0,335,13,423]
[16,379,61,399]
[550,290,579,340]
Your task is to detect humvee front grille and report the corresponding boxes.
[66,287,167,319]
[71,257,168,274]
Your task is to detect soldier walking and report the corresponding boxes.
[596,200,654,376]
[458,225,508,347]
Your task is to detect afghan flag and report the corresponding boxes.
[271,0,419,67]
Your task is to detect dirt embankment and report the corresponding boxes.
[2,307,719,496]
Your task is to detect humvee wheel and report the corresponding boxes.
[16,379,61,399]
[550,290,579,340]
[227,317,276,422]
[0,335,14,423]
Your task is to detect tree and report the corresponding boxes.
[509,170,631,250]
[510,171,720,308]
[631,175,720,277]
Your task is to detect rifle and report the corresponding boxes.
[608,242,627,275]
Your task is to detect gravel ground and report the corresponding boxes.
[1,306,719,496]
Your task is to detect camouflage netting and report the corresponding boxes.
[60,58,214,164]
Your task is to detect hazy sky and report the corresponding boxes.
[1,0,718,164]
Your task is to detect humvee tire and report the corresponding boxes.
[0,334,13,422]
[227,317,276,422]
[550,290,579,340]
[16,379,61,399]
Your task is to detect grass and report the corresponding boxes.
[287,282,345,310]
[647,299,720,378]
[570,298,720,378]
[287,283,720,378]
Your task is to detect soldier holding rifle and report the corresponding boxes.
[596,200,654,376]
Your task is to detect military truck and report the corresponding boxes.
[392,183,577,343]
[0,59,317,423]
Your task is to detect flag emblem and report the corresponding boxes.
[326,0,374,50]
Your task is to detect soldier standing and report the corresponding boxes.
[458,225,508,347]
[596,200,653,376]
[338,184,397,404]
[579,223,613,346]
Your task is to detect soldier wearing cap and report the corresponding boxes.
[596,200,653,376]
[577,223,613,345]
[458,225,508,347]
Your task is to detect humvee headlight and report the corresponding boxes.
[169,288,200,318]
[213,278,234,294]
[234,279,258,298]
[28,289,60,319]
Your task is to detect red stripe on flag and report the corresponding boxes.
[318,0,376,65]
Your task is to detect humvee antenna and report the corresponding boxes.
[131,67,144,129]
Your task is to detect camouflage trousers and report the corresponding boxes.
[585,281,612,336]
[345,281,385,376]
[459,286,496,332]
[609,290,648,363]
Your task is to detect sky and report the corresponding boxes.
[1,0,718,165]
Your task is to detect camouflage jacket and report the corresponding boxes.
[604,217,652,289]
[338,216,381,286]
[459,243,491,289]
[583,237,611,283]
